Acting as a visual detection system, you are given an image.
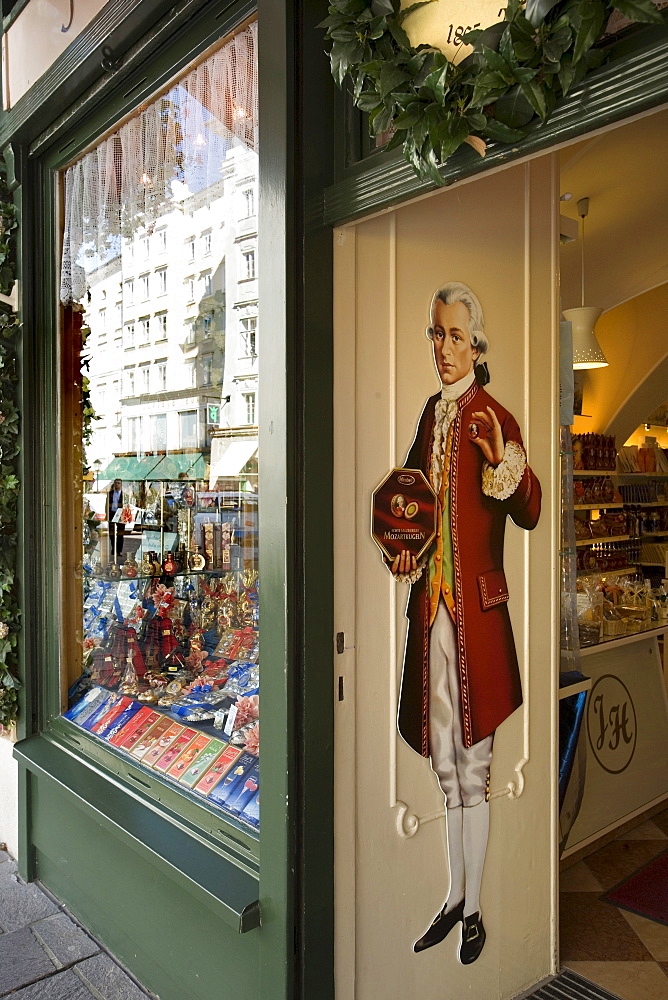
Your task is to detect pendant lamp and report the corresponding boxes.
[563,197,608,370]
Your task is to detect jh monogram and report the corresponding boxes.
[587,674,637,774]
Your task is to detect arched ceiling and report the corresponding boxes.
[560,107,668,315]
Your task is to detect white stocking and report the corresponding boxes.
[445,805,464,910]
[462,799,489,917]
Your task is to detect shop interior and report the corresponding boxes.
[557,107,668,999]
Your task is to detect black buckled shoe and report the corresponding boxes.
[459,912,486,964]
[413,898,464,953]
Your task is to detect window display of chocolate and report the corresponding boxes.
[69,480,260,827]
[379,282,541,962]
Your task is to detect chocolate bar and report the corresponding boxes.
[179,738,227,789]
[166,733,211,780]
[193,744,243,796]
[153,727,197,773]
[115,709,161,750]
[208,751,256,808]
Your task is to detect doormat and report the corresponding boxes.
[603,848,668,926]
[521,969,623,999]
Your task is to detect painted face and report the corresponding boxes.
[430,300,479,386]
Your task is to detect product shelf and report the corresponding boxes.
[575,535,631,548]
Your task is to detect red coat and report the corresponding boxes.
[398,381,541,754]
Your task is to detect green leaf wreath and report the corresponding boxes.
[320,0,664,185]
[0,158,20,729]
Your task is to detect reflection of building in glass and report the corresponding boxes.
[84,138,258,484]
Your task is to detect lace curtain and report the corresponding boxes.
[60,22,258,305]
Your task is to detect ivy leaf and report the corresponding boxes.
[466,112,487,131]
[396,0,436,24]
[388,19,411,48]
[393,104,424,129]
[480,45,514,81]
[371,0,396,15]
[494,83,536,126]
[572,0,606,64]
[482,119,527,142]
[470,21,506,54]
[520,78,548,119]
[471,70,512,107]
[357,89,382,111]
[525,0,562,27]
[379,61,410,97]
[611,0,664,22]
[385,128,406,151]
[370,101,395,134]
[499,27,517,66]
[330,40,363,85]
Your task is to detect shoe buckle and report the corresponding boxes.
[466,924,479,941]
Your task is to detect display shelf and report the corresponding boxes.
[558,677,592,700]
[638,501,668,507]
[577,565,638,579]
[575,535,630,548]
[616,472,668,479]
[573,502,624,510]
[572,470,616,476]
[579,623,668,656]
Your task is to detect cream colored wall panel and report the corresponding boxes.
[335,156,559,1000]
[3,0,107,109]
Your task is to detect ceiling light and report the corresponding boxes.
[564,196,608,370]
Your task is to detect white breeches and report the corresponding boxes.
[428,600,493,807]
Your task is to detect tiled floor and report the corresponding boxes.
[560,807,668,1000]
[0,846,158,1000]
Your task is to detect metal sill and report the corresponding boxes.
[14,731,261,933]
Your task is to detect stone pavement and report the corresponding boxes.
[0,846,158,1000]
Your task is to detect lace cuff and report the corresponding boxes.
[394,557,427,585]
[482,440,526,501]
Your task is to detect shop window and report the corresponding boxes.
[242,250,255,280]
[140,364,151,394]
[201,354,213,386]
[59,23,260,831]
[139,317,150,344]
[150,413,167,450]
[126,415,141,453]
[242,188,255,218]
[180,409,198,448]
[243,391,256,425]
[240,317,257,357]
[155,313,168,341]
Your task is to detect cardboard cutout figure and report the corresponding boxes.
[378,282,541,962]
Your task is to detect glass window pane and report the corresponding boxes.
[61,24,260,831]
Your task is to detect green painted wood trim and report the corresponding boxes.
[15,731,261,933]
[255,1,294,995]
[2,0,31,32]
[49,716,260,861]
[26,0,256,160]
[323,24,668,226]
[0,0,241,149]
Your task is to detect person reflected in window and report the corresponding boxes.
[107,479,126,558]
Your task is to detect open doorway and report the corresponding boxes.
[557,107,668,999]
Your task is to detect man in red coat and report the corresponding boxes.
[388,281,541,962]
